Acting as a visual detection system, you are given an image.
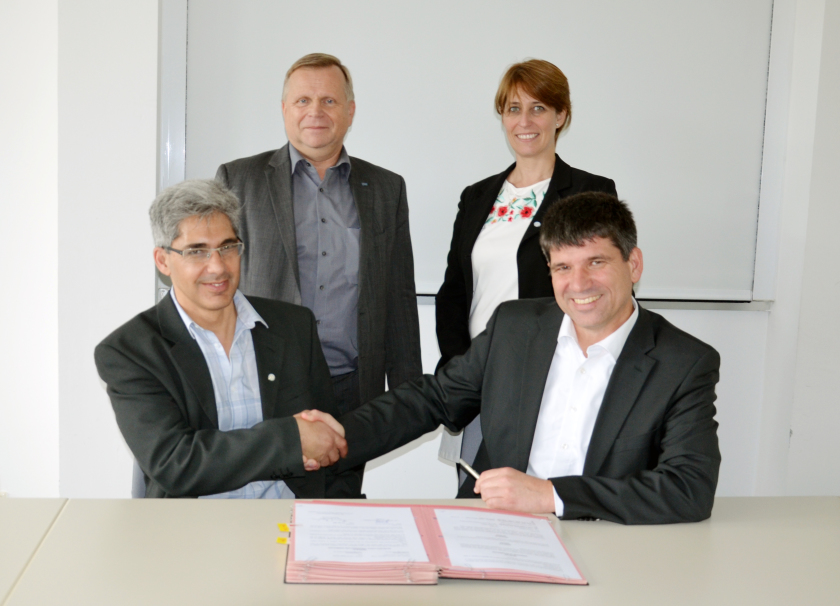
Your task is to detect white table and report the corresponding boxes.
[3,497,839,606]
[0,498,67,604]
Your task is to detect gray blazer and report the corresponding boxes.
[94,294,362,498]
[217,145,422,403]
[338,299,722,524]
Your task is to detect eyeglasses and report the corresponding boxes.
[165,242,245,264]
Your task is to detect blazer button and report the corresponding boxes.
[268,373,276,381]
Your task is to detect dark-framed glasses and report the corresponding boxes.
[165,241,245,264]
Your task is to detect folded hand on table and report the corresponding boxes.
[474,467,555,513]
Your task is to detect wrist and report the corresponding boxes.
[544,480,557,513]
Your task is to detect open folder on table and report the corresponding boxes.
[284,502,587,585]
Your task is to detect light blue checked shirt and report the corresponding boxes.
[170,289,296,499]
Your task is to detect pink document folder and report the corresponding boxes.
[285,501,587,585]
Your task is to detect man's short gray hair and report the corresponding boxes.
[282,53,354,103]
[149,179,241,247]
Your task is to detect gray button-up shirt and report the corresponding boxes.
[290,145,360,375]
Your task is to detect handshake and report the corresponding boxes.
[293,410,348,471]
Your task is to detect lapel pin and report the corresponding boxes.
[361,182,368,186]
[267,373,276,382]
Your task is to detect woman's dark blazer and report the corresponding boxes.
[435,154,617,367]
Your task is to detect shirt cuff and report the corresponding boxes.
[553,487,565,517]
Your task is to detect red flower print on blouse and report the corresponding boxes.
[497,206,508,217]
[520,206,534,219]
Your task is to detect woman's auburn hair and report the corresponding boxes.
[494,59,572,141]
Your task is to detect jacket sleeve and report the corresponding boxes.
[383,176,423,389]
[551,348,721,524]
[297,305,364,498]
[435,185,474,368]
[338,304,502,470]
[94,341,306,498]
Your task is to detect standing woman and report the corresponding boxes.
[436,59,617,478]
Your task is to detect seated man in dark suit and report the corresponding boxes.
[95,179,358,498]
[305,192,721,524]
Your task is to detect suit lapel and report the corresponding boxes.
[349,160,378,311]
[519,155,573,248]
[265,145,301,291]
[512,304,564,471]
[250,322,286,420]
[464,165,512,253]
[583,307,657,475]
[157,295,219,427]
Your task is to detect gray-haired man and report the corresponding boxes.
[95,179,360,498]
[216,53,422,419]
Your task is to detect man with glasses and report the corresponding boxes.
[94,179,358,499]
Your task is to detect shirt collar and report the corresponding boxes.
[289,144,351,181]
[558,297,639,361]
[169,288,268,340]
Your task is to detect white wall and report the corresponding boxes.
[0,0,60,497]
[0,0,837,500]
[786,0,840,495]
[755,0,829,494]
[56,0,159,497]
[184,0,773,302]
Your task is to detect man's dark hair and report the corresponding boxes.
[539,192,637,261]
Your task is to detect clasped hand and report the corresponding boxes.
[294,410,347,471]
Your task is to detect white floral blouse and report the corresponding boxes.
[469,178,551,339]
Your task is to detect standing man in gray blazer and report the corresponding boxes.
[217,53,422,426]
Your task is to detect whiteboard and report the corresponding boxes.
[183,0,773,300]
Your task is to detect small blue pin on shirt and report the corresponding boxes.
[361,182,368,186]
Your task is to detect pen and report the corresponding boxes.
[458,458,481,481]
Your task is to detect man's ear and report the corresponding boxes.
[629,247,643,284]
[153,247,172,277]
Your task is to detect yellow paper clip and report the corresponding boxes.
[276,537,288,544]
[277,523,290,532]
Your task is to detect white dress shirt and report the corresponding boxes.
[527,299,639,515]
[171,289,296,499]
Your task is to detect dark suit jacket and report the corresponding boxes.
[94,294,361,498]
[339,299,721,524]
[435,155,616,366]
[216,145,422,403]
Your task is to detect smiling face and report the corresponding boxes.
[153,212,240,326]
[502,88,565,163]
[282,65,355,165]
[549,236,643,350]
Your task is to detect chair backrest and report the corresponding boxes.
[131,460,146,498]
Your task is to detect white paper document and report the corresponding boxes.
[434,508,582,579]
[293,504,429,563]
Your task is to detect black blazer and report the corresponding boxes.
[94,294,362,498]
[339,299,721,525]
[435,155,616,366]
